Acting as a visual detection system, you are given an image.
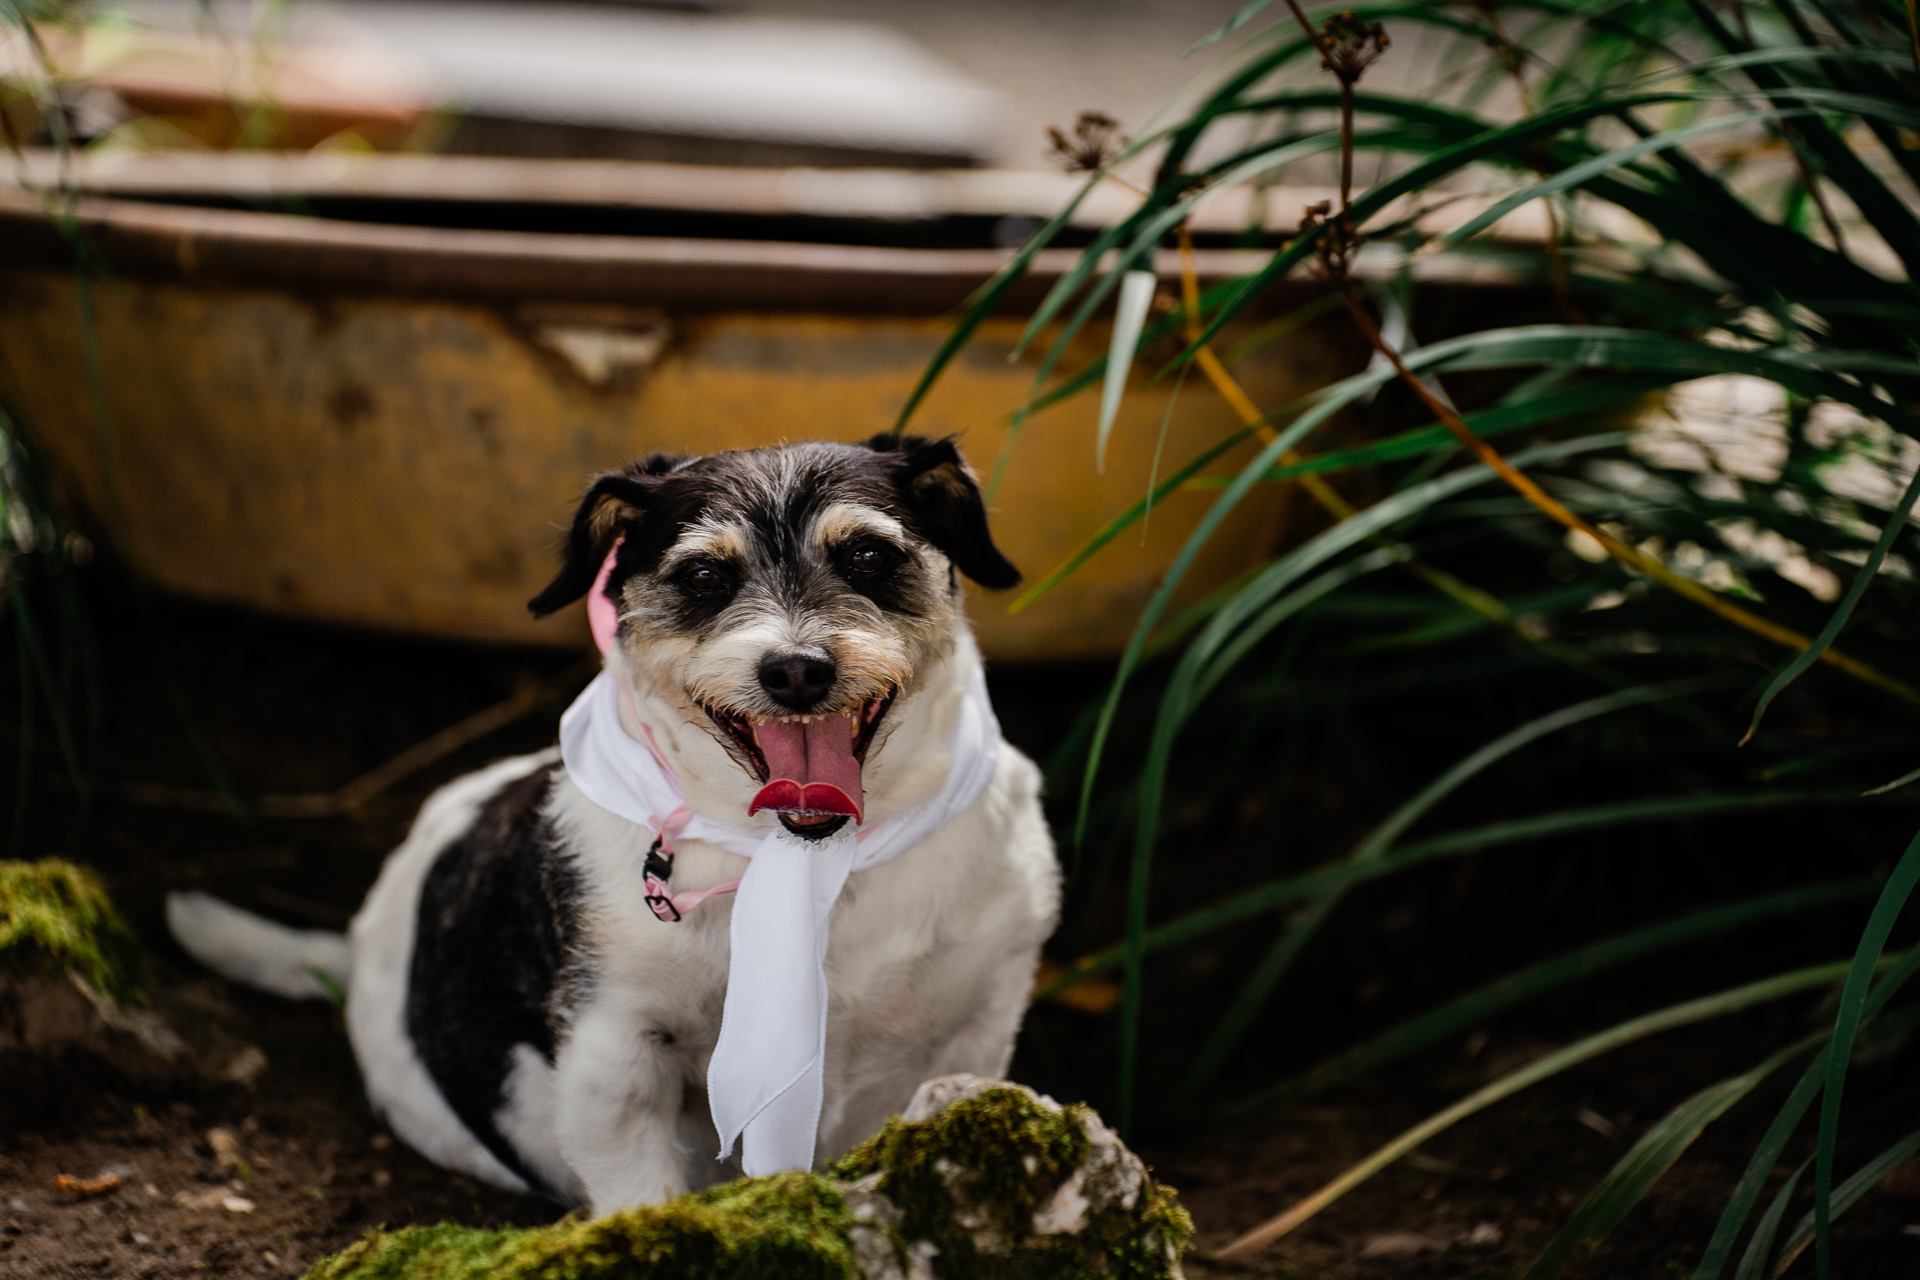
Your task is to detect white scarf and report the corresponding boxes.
[556,654,1002,1176]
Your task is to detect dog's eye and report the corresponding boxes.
[846,546,895,577]
[679,563,729,596]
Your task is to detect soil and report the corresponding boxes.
[8,981,1920,1279]
[4,575,1920,1278]
[2,977,558,1279]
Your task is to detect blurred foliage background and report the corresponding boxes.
[905,0,1920,1274]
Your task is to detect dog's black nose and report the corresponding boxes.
[758,651,837,711]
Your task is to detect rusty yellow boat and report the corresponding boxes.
[0,152,1388,660]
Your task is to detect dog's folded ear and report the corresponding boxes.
[529,454,688,617]
[861,433,1020,590]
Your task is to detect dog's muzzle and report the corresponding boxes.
[703,692,896,839]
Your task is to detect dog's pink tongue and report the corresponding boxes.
[747,713,864,824]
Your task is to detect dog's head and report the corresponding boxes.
[531,435,1017,841]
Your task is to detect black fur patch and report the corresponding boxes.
[405,763,583,1201]
[527,436,1018,618]
[859,433,1022,590]
[526,453,688,617]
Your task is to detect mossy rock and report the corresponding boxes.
[0,858,144,1002]
[306,1076,1190,1280]
[830,1075,1190,1278]
[309,1172,862,1280]
[0,858,194,1130]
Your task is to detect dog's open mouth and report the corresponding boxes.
[702,691,895,840]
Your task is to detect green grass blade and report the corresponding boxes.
[1166,433,1632,716]
[7,578,83,791]
[1380,791,1900,862]
[1681,0,1920,277]
[1097,428,1631,854]
[1864,761,1920,796]
[1526,1033,1830,1280]
[1733,1160,1809,1280]
[889,163,1111,434]
[1074,337,1417,844]
[1155,676,1740,1117]
[1170,92,1711,358]
[1188,547,1406,704]
[1576,171,1916,335]
[1021,131,1343,398]
[1237,881,1876,1116]
[1781,1126,1920,1275]
[1017,118,1326,368]
[1166,890,1339,1123]
[1037,787,1875,1004]
[1010,422,1264,613]
[1186,0,1272,56]
[1152,24,1333,183]
[1180,372,1677,491]
[1003,272,1256,429]
[1746,462,1920,742]
[1096,271,1159,472]
[1638,45,1918,81]
[1015,211,1154,364]
[1218,960,1877,1260]
[1350,675,1743,863]
[1697,85,1920,130]
[307,964,347,1009]
[1695,943,1920,1279]
[1813,822,1920,1277]
[1440,107,1809,248]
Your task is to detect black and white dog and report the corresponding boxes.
[169,435,1060,1214]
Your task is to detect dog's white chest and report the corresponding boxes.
[538,745,1058,1205]
[346,747,1056,1215]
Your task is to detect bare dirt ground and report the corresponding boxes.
[2,972,560,1279]
[9,977,1920,1279]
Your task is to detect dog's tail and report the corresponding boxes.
[165,892,350,1003]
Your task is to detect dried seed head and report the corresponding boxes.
[1318,12,1391,84]
[1046,110,1128,174]
[1297,200,1363,281]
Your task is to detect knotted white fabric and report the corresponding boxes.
[557,657,1002,1176]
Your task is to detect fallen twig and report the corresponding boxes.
[73,653,599,819]
[54,1173,122,1198]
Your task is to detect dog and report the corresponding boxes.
[168,434,1060,1214]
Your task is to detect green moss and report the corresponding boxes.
[831,1089,1090,1248]
[0,859,144,1002]
[306,1171,862,1280]
[1094,1180,1192,1280]
[832,1087,1190,1280]
[306,1085,1191,1280]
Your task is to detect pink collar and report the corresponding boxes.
[589,542,740,921]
